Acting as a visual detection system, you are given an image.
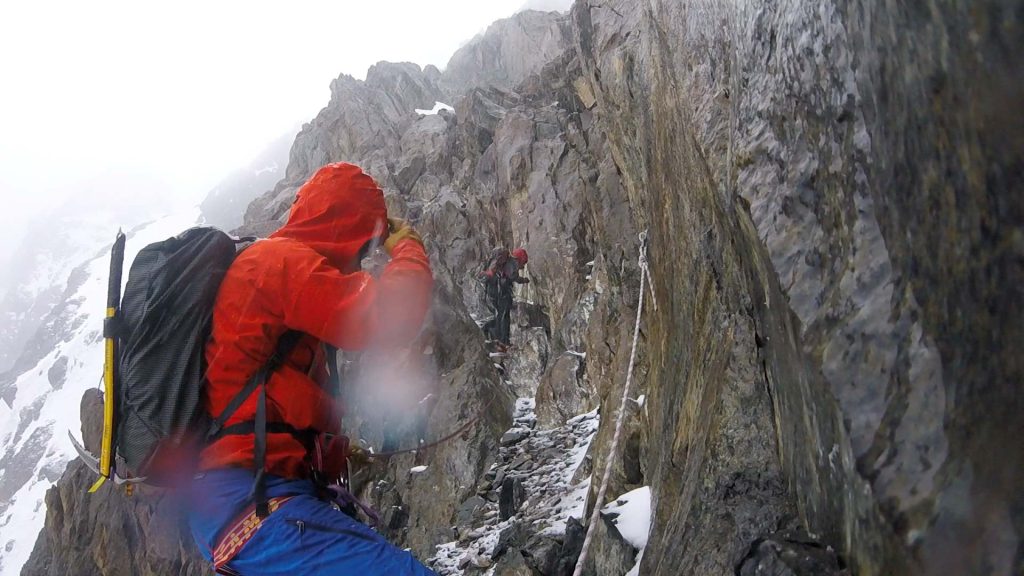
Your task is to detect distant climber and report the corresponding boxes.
[478,246,529,351]
[187,163,437,575]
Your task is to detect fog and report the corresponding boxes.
[0,0,572,284]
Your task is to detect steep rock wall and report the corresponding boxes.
[571,0,1021,574]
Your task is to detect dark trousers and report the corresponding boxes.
[493,295,512,344]
[484,281,513,345]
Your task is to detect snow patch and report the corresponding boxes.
[410,465,429,474]
[429,405,599,575]
[415,101,454,115]
[602,485,652,575]
[253,161,279,176]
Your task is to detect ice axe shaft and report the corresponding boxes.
[90,230,125,492]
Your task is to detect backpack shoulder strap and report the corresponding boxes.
[208,329,304,519]
[206,330,304,440]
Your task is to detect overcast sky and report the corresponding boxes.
[0,0,571,276]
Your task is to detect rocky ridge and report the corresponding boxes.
[21,2,1023,576]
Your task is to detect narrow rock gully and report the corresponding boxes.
[425,300,636,576]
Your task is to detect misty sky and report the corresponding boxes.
[0,0,571,278]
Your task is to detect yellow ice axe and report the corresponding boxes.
[89,231,125,493]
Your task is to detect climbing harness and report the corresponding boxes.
[212,496,295,575]
[572,231,652,576]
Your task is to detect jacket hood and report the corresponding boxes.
[271,163,388,272]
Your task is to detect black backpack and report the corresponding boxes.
[485,247,510,278]
[80,227,298,495]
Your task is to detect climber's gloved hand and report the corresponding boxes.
[348,445,371,468]
[383,217,424,254]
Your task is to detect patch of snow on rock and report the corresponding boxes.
[602,485,652,576]
[253,161,279,176]
[428,402,599,575]
[415,101,455,115]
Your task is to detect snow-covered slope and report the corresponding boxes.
[0,212,125,376]
[0,208,199,575]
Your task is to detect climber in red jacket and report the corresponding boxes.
[187,162,437,575]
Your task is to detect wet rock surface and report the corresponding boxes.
[737,529,849,576]
[571,0,1021,573]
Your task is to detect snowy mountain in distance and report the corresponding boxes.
[199,128,297,231]
[0,208,200,575]
[0,132,297,575]
[0,211,127,377]
[0,172,179,376]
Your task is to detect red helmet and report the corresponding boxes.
[512,248,528,266]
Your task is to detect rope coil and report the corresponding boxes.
[572,231,651,576]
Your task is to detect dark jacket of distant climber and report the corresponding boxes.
[188,162,438,576]
[479,247,528,346]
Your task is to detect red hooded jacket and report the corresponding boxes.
[200,163,433,479]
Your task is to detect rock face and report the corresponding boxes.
[23,2,1022,576]
[568,1,1021,574]
[20,392,209,576]
[20,460,210,576]
[443,10,572,93]
[737,528,848,576]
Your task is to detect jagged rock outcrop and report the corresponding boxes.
[23,1,1021,575]
[21,391,209,576]
[443,10,572,93]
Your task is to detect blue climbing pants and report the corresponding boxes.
[188,469,437,576]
